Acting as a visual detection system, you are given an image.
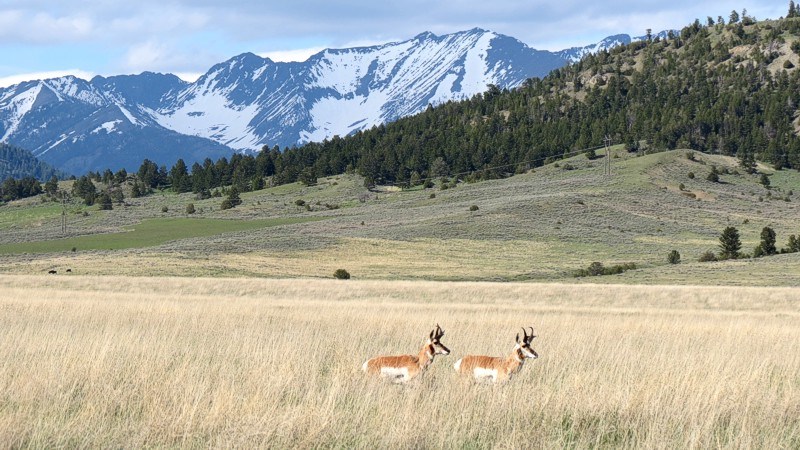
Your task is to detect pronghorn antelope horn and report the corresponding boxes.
[434,323,444,338]
[528,327,536,341]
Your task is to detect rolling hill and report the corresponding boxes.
[0,147,797,285]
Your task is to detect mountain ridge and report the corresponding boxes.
[1,29,649,173]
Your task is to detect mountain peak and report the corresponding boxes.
[414,31,437,40]
[0,27,643,173]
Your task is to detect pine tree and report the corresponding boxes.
[759,226,777,255]
[788,235,800,252]
[170,159,190,193]
[298,167,317,186]
[97,192,113,210]
[760,173,771,189]
[719,226,742,260]
[221,186,242,210]
[44,175,58,195]
[739,151,757,174]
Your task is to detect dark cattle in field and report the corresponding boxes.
[47,270,57,274]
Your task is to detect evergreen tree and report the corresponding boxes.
[111,188,124,204]
[220,186,242,210]
[298,167,317,186]
[706,166,720,182]
[44,175,59,195]
[138,159,160,188]
[730,10,740,23]
[170,159,191,193]
[759,226,777,255]
[739,151,757,174]
[788,234,800,252]
[71,176,97,204]
[719,226,742,260]
[114,169,128,185]
[97,192,113,210]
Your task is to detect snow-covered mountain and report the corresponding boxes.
[556,31,674,63]
[0,74,233,173]
[0,29,641,173]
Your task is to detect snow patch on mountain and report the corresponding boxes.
[155,86,262,149]
[461,32,494,93]
[1,84,41,141]
[301,90,389,143]
[92,120,122,134]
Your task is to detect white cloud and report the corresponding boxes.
[0,10,94,43]
[259,47,325,63]
[0,0,790,81]
[123,41,171,72]
[174,72,202,83]
[0,70,95,88]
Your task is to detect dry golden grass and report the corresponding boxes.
[1,275,799,448]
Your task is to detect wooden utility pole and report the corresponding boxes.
[603,135,612,177]
[60,192,67,235]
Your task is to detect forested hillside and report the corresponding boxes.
[0,143,65,182]
[252,10,800,187]
[4,9,800,200]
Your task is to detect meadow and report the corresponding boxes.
[1,275,798,448]
[1,149,799,285]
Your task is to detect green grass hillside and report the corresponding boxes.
[0,148,798,284]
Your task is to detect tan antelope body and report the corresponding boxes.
[362,324,450,383]
[455,327,538,383]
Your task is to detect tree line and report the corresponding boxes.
[3,6,800,205]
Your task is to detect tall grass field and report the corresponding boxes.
[1,275,798,448]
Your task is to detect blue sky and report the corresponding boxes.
[0,1,789,87]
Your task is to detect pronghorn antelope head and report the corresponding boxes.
[454,326,538,383]
[362,324,450,383]
[515,326,538,360]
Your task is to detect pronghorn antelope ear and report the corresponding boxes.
[516,332,520,344]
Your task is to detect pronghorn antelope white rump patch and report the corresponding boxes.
[380,366,410,381]
[473,367,498,381]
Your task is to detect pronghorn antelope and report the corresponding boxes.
[362,324,450,383]
[454,327,538,383]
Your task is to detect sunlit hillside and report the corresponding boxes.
[1,148,798,284]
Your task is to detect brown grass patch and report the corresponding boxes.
[1,275,799,448]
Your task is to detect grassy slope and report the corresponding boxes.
[0,148,798,284]
[0,217,321,254]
